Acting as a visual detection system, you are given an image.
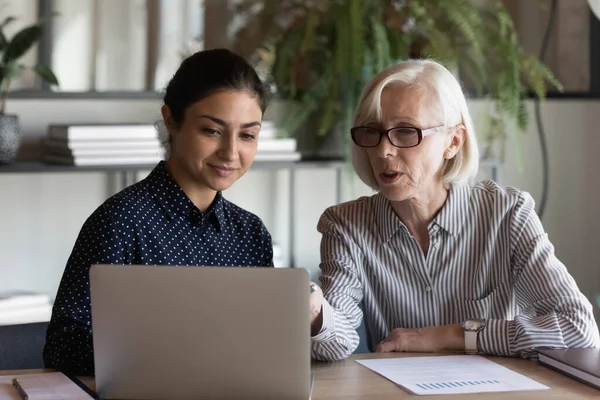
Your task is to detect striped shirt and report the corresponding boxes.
[311,180,600,361]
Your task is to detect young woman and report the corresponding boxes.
[43,49,274,375]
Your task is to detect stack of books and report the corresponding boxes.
[255,121,301,162]
[0,291,53,326]
[42,124,163,166]
[42,122,301,166]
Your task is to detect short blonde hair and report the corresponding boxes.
[351,59,479,189]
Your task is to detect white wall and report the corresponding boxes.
[51,0,95,91]
[1,98,599,321]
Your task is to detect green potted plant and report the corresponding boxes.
[0,13,59,164]
[231,0,562,161]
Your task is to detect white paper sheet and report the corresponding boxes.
[356,355,549,395]
[0,372,93,400]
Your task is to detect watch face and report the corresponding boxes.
[463,319,485,331]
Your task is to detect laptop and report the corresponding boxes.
[89,264,312,400]
[538,348,600,390]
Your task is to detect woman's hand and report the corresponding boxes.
[309,282,324,336]
[375,324,464,353]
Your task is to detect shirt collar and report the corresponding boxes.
[374,183,471,241]
[374,192,408,243]
[146,161,224,231]
[433,183,471,237]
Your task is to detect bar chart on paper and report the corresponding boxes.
[415,379,503,392]
[356,355,549,395]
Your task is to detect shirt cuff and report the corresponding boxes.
[478,319,514,356]
[311,299,336,342]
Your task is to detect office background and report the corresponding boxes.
[0,0,599,324]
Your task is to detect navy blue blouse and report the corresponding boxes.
[43,161,273,375]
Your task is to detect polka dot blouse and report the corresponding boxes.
[43,161,273,375]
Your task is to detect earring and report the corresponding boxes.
[445,151,452,159]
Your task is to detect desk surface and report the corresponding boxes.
[311,353,599,399]
[1,353,598,399]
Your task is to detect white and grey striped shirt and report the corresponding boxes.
[311,180,600,361]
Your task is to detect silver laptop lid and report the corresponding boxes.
[90,265,311,400]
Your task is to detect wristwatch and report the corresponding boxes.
[461,318,486,354]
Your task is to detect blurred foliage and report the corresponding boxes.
[231,0,562,160]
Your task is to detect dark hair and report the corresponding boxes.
[163,48,269,127]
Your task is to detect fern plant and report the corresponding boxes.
[231,0,562,161]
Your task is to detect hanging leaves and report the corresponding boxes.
[233,0,562,161]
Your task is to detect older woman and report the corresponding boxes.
[308,59,600,361]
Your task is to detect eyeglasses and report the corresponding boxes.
[350,125,447,148]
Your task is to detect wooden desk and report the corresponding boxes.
[312,353,599,399]
[2,353,598,399]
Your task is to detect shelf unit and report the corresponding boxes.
[0,159,347,267]
[0,158,501,267]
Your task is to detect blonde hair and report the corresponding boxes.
[351,59,479,189]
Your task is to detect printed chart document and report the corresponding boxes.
[356,355,549,395]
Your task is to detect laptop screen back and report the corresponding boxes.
[90,264,311,400]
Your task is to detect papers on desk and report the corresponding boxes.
[356,355,549,395]
[0,372,94,400]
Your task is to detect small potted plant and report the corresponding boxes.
[0,13,59,164]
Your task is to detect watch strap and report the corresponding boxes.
[464,330,478,354]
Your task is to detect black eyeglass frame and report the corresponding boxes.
[350,125,449,148]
